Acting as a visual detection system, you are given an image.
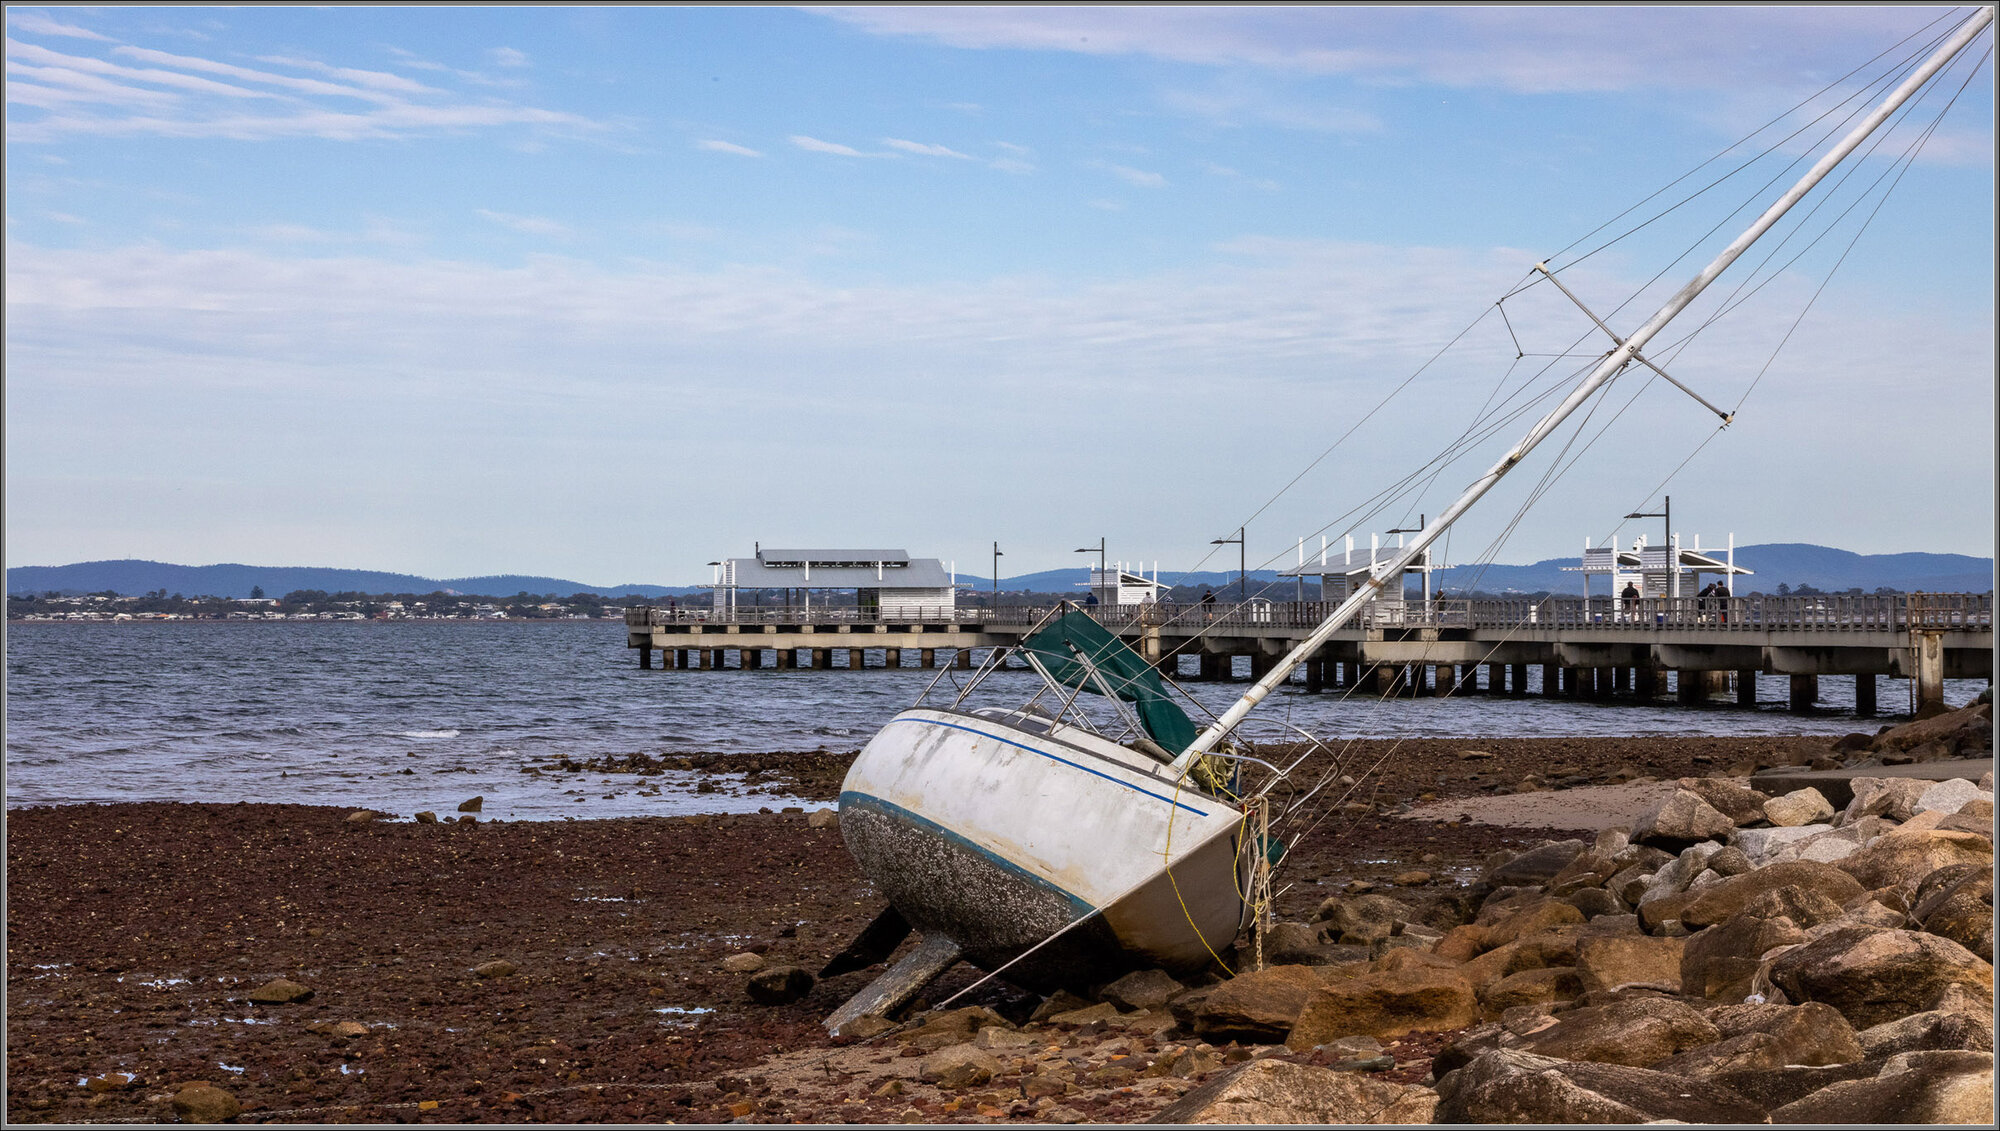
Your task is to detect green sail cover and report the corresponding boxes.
[1019,610,1199,755]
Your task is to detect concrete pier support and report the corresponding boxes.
[1435,665,1455,696]
[1199,654,1224,681]
[700,649,715,670]
[677,648,692,670]
[810,648,828,670]
[848,647,866,670]
[920,648,936,669]
[955,649,973,670]
[1305,660,1325,693]
[640,646,652,669]
[1789,674,1819,713]
[1676,670,1704,703]
[1914,631,1947,716]
[1566,667,1587,699]
[1594,667,1615,699]
[1250,653,1275,680]
[1614,666,1630,692]
[1856,673,1877,716]
[1635,664,1659,699]
[1737,669,1759,708]
[744,648,763,670]
[1487,663,1505,694]
[1511,664,1529,696]
[884,648,902,669]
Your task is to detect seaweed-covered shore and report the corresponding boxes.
[6,733,1843,1123]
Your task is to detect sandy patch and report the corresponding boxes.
[1404,781,1676,831]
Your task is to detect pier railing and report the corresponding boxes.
[627,593,1990,634]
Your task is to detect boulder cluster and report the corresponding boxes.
[1149,767,1994,1122]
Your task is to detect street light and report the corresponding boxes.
[1075,539,1107,608]
[1625,496,1670,551]
[1211,527,1245,604]
[992,542,1003,608]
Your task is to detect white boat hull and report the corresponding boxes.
[838,707,1250,990]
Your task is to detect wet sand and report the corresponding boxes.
[5,734,1831,1123]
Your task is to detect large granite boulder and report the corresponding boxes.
[1192,965,1326,1043]
[1285,965,1478,1047]
[1843,777,1936,823]
[1573,935,1685,996]
[1477,898,1584,949]
[1633,789,1735,847]
[1681,911,1810,1002]
[1768,926,1995,1029]
[1674,776,1771,826]
[1316,893,1413,944]
[1650,1001,1861,1076]
[1766,1049,1994,1125]
[1098,968,1186,1012]
[1152,1057,1438,1124]
[1676,859,1866,930]
[1432,1048,1764,1124]
[1856,1008,1995,1058]
[1837,828,1992,894]
[1765,786,1835,827]
[1476,966,1582,1014]
[1485,840,1587,886]
[1912,777,1990,815]
[1912,867,1993,960]
[1515,995,1720,1068]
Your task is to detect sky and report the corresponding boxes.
[6,5,1994,586]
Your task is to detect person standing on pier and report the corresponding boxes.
[1201,589,1216,621]
[1621,581,1640,621]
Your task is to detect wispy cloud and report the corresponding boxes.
[697,138,762,157]
[488,46,528,68]
[7,11,111,41]
[1096,161,1166,188]
[44,210,85,224]
[474,209,573,238]
[882,137,971,159]
[789,134,867,156]
[5,33,604,142]
[814,6,1971,97]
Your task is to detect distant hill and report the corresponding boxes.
[9,544,1990,600]
[3,560,703,600]
[1435,544,1992,596]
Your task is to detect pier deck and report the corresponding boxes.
[624,593,1991,713]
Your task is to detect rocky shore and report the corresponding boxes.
[6,717,1990,1124]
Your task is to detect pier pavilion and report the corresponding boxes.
[703,548,956,620]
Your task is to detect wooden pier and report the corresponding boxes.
[625,593,1992,715]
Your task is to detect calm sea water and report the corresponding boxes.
[5,621,1981,821]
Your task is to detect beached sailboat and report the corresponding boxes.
[824,8,1995,1035]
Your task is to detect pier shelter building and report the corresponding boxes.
[1568,534,1752,600]
[705,548,956,618]
[1083,565,1163,607]
[1278,533,1440,602]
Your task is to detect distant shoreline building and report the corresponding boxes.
[704,547,956,617]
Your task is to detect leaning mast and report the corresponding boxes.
[1172,6,1996,772]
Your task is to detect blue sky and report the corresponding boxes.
[6,6,1994,586]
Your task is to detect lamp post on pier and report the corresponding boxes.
[1211,527,1245,604]
[1075,538,1106,606]
[992,542,1003,609]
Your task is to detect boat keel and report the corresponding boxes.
[823,931,962,1036]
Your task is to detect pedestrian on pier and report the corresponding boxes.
[1201,589,1216,621]
[1621,581,1640,621]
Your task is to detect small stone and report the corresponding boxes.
[1099,968,1186,1012]
[919,1044,1002,1088]
[343,810,379,825]
[807,808,838,829]
[171,1084,241,1124]
[318,1020,369,1038]
[85,1073,137,1093]
[747,965,813,1005]
[245,977,314,1004]
[458,795,484,812]
[413,811,437,824]
[1392,871,1432,886]
[470,959,516,979]
[720,952,765,973]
